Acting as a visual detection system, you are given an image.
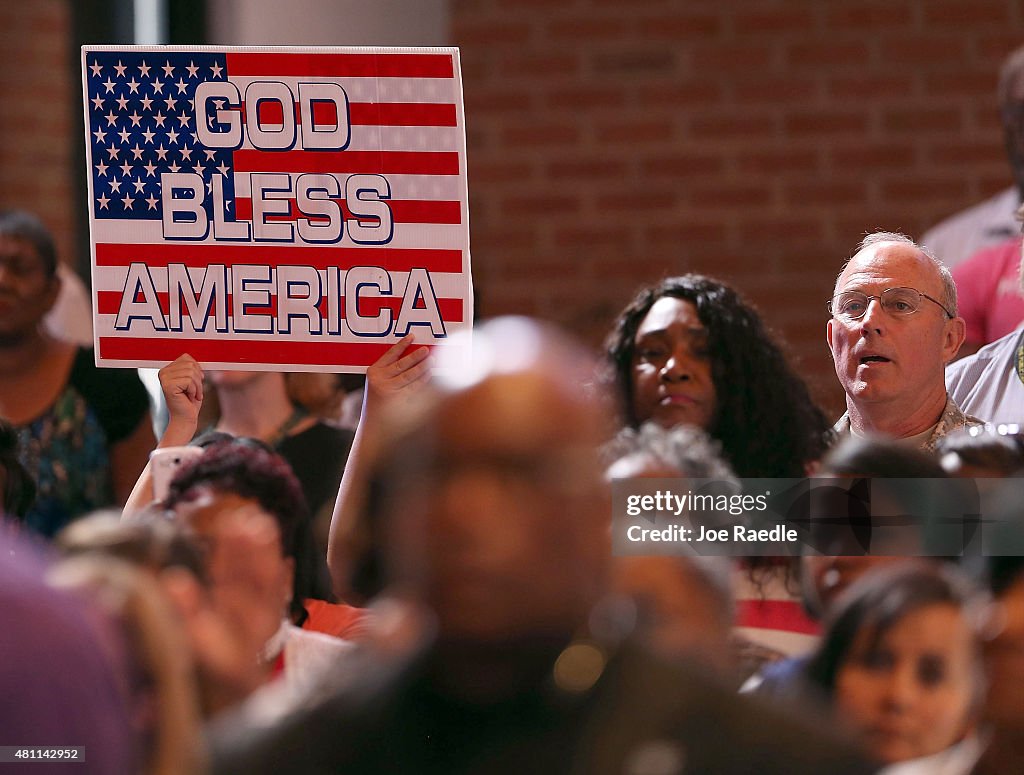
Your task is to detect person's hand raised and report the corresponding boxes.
[159,354,205,446]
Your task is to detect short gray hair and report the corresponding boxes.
[605,422,737,480]
[833,231,957,317]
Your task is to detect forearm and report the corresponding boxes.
[121,414,198,519]
[327,405,374,597]
[327,336,429,595]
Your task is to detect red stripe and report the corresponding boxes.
[735,599,820,636]
[226,52,454,79]
[233,198,461,225]
[95,291,464,322]
[98,336,434,367]
[234,149,459,176]
[348,102,457,127]
[95,244,463,273]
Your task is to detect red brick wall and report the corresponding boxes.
[0,1,76,271]
[454,0,1024,413]
[3,1,1023,414]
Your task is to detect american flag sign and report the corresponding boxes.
[82,46,472,371]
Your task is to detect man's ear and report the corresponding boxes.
[942,316,967,364]
[826,318,835,356]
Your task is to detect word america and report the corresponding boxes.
[115,264,445,337]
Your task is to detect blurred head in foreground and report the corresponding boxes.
[369,316,612,644]
[164,438,314,629]
[605,422,736,678]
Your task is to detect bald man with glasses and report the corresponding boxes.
[827,232,984,450]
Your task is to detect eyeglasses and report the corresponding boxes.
[827,287,954,321]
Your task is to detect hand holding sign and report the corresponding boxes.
[365,333,431,414]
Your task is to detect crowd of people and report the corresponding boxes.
[2,204,1024,774]
[8,44,1024,775]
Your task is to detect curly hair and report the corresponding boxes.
[163,439,327,616]
[164,439,308,557]
[604,275,832,478]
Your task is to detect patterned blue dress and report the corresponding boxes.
[14,349,149,537]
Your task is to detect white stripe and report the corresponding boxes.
[90,218,469,248]
[94,316,472,343]
[231,171,465,202]
[228,124,462,153]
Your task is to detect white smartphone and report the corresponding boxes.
[150,446,204,502]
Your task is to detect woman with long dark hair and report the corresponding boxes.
[606,275,834,677]
[605,274,831,478]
